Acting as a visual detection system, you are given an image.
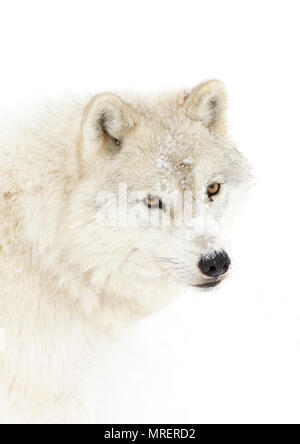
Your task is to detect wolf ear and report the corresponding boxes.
[183,80,228,135]
[81,93,137,165]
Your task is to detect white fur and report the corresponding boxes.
[0,81,251,423]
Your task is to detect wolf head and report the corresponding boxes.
[69,80,252,313]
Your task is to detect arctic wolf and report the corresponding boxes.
[0,80,251,423]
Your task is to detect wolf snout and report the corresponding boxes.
[198,250,231,278]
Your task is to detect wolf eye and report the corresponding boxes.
[207,182,221,198]
[143,195,164,210]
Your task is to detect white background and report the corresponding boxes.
[1,0,299,424]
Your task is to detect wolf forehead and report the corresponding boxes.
[102,123,244,194]
[81,80,249,191]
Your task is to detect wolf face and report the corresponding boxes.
[68,80,251,313]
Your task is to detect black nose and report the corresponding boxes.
[198,250,231,278]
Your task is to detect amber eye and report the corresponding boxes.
[143,195,164,210]
[207,182,221,198]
